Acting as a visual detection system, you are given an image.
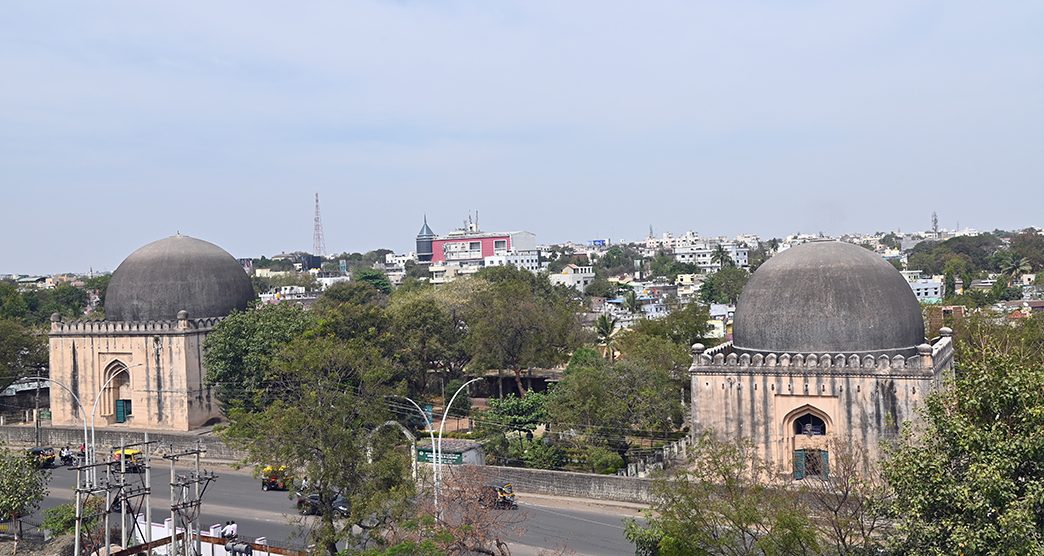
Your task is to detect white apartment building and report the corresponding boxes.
[674,243,749,270]
[900,270,945,302]
[549,264,595,292]
[484,250,543,273]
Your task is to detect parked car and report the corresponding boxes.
[296,492,349,517]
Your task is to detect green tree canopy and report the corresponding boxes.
[0,441,49,545]
[625,434,819,556]
[223,336,413,555]
[699,266,749,304]
[354,267,393,295]
[0,318,47,391]
[465,266,584,396]
[386,289,468,394]
[202,304,317,411]
[884,315,1044,554]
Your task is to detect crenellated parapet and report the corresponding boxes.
[49,311,222,336]
[690,328,954,378]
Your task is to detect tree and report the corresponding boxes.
[484,391,549,437]
[799,438,891,555]
[596,245,642,277]
[222,337,414,555]
[549,357,681,444]
[594,314,619,360]
[1010,231,1044,271]
[354,267,393,295]
[623,290,641,314]
[0,281,29,321]
[884,317,1044,554]
[998,252,1032,286]
[387,291,468,396]
[202,304,317,411]
[699,267,749,304]
[0,441,49,548]
[625,434,818,556]
[614,332,690,379]
[0,318,46,391]
[583,275,617,299]
[710,244,734,268]
[466,267,582,397]
[369,467,525,555]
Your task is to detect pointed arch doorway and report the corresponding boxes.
[102,361,133,423]
[783,405,831,479]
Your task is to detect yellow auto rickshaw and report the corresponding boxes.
[110,448,145,473]
[261,465,290,491]
[26,447,56,469]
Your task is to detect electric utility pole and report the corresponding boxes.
[165,441,216,556]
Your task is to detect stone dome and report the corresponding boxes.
[732,241,925,355]
[105,235,254,322]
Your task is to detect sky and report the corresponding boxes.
[2,1,1042,274]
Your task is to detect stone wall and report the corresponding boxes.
[463,464,654,504]
[0,425,246,463]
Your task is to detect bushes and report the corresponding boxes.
[585,446,624,474]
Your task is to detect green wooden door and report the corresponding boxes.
[115,400,127,423]
[793,450,806,480]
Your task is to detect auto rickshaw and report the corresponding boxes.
[110,448,145,473]
[261,465,290,491]
[480,482,518,510]
[26,447,56,468]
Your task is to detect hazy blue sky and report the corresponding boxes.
[2,1,1042,274]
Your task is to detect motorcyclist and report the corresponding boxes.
[59,445,74,466]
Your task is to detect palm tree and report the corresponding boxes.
[711,244,734,268]
[624,290,641,314]
[595,314,619,361]
[1001,255,1032,286]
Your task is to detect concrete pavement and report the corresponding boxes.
[37,463,642,555]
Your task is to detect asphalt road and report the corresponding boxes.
[36,464,639,555]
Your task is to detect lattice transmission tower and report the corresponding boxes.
[313,192,326,256]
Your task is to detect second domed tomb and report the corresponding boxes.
[689,241,954,478]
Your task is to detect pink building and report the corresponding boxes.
[431,230,537,265]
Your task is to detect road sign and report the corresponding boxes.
[417,448,463,465]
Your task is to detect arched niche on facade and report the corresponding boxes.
[102,360,132,422]
[782,404,832,479]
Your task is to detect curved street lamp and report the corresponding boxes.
[89,362,144,485]
[388,395,440,516]
[435,377,481,514]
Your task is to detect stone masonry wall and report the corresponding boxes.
[0,425,246,463]
[2,425,655,504]
[464,464,654,504]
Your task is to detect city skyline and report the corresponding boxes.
[1,207,1028,276]
[3,1,1042,273]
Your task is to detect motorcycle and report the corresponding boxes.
[60,451,76,467]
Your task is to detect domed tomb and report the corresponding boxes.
[105,235,254,322]
[732,241,925,356]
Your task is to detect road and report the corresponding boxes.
[36,463,640,555]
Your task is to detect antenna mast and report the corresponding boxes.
[313,193,326,256]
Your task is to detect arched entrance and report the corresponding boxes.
[102,361,133,423]
[783,405,831,479]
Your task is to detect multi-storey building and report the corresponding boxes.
[419,217,540,283]
[549,264,595,292]
[674,242,749,270]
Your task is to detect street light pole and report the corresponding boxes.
[89,363,143,487]
[19,376,89,556]
[436,377,481,508]
[390,395,439,517]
